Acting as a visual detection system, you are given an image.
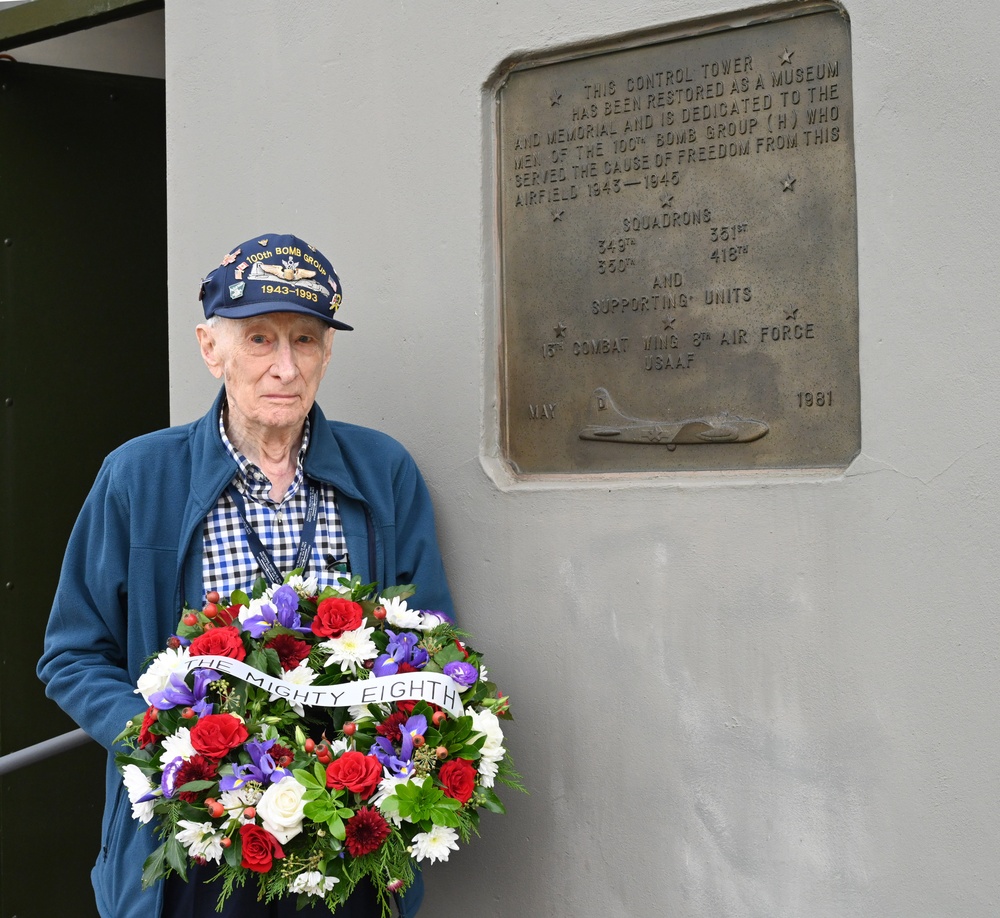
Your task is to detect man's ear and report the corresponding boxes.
[196,323,225,379]
[322,328,335,373]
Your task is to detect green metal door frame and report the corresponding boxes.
[0,0,162,52]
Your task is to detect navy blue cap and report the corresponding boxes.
[200,233,352,330]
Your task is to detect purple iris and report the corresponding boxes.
[442,660,479,688]
[148,668,219,716]
[242,591,310,639]
[400,714,427,760]
[246,739,292,783]
[372,630,429,676]
[219,739,290,791]
[370,713,427,779]
[271,585,300,618]
[371,737,414,778]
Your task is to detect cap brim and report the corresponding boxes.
[211,300,353,331]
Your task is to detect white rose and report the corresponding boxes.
[255,775,308,843]
[469,709,505,761]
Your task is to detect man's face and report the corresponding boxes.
[196,313,334,438]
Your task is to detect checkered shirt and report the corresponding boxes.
[201,410,348,599]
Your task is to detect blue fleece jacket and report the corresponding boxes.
[37,391,452,918]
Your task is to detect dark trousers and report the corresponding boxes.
[162,863,380,917]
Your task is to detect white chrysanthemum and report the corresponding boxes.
[122,764,157,824]
[327,737,350,757]
[410,824,460,864]
[477,755,500,788]
[175,820,225,863]
[161,726,196,763]
[319,626,377,673]
[135,646,191,704]
[289,871,339,897]
[269,660,318,716]
[220,784,264,817]
[281,574,319,599]
[348,703,386,724]
[383,596,423,630]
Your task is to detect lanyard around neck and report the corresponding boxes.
[226,481,319,585]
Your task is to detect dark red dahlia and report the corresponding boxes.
[268,742,295,769]
[376,711,407,744]
[264,634,312,672]
[344,806,391,857]
[175,754,219,803]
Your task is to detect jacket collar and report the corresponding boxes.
[186,387,367,510]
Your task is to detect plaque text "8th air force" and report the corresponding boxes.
[497,4,859,474]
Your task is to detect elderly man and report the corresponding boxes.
[38,233,452,918]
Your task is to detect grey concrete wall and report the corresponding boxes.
[164,2,1000,916]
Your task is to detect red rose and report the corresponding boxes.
[239,824,284,873]
[325,750,382,797]
[189,625,246,661]
[138,706,158,748]
[311,598,364,638]
[189,713,248,758]
[438,757,477,804]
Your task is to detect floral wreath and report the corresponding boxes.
[116,574,522,914]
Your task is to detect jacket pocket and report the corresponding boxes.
[103,781,127,862]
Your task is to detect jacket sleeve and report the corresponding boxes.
[391,451,454,619]
[37,459,146,750]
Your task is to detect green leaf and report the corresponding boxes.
[327,814,346,840]
[380,583,416,601]
[479,787,507,814]
[165,833,188,881]
[223,834,242,868]
[304,796,335,819]
[293,767,322,789]
[176,779,216,794]
[141,844,168,889]
[231,589,250,608]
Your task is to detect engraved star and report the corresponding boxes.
[660,192,674,209]
[663,317,676,330]
[782,174,796,192]
[550,90,562,106]
[786,308,799,320]
[644,427,664,443]
[552,209,564,222]
[554,322,567,338]
[780,48,794,65]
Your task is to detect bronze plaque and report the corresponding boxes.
[497,4,858,474]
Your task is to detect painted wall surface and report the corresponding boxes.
[164,2,1000,916]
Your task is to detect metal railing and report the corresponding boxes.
[0,727,93,776]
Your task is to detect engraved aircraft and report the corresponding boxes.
[578,387,769,450]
